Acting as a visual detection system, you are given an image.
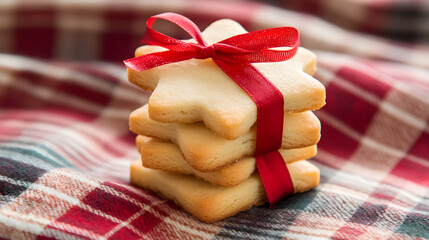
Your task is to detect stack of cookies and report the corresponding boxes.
[128,19,326,223]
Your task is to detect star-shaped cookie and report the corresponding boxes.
[136,135,317,187]
[130,159,320,223]
[129,104,321,172]
[128,19,325,140]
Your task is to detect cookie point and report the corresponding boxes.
[207,18,243,29]
[202,19,247,44]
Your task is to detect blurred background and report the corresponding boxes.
[0,0,428,66]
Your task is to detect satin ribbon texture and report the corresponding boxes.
[124,12,299,205]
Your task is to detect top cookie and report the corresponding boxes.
[128,19,326,140]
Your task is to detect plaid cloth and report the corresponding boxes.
[1,0,429,68]
[261,0,429,44]
[1,0,428,239]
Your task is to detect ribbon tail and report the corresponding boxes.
[124,51,195,71]
[256,151,294,206]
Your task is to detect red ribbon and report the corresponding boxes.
[124,12,298,205]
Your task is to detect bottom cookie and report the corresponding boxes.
[130,160,320,223]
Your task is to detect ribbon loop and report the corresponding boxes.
[142,12,207,48]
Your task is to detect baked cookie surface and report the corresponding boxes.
[130,160,320,223]
[136,135,317,186]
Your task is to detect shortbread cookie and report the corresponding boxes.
[130,160,319,223]
[130,104,321,172]
[127,19,325,140]
[136,135,317,186]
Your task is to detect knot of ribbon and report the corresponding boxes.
[195,45,215,59]
[124,12,300,205]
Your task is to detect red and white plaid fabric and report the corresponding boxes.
[0,0,428,239]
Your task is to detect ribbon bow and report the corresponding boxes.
[125,12,299,205]
[124,13,299,71]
